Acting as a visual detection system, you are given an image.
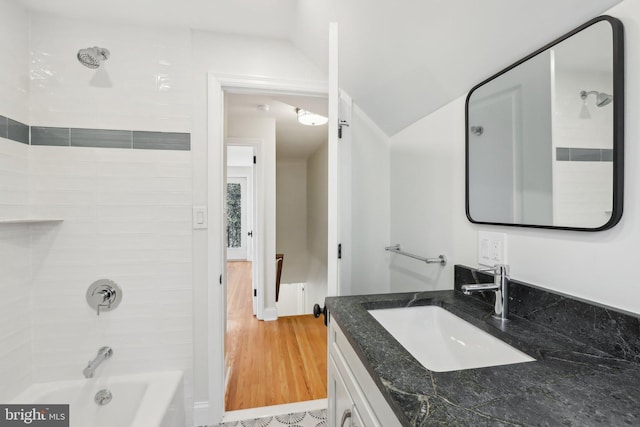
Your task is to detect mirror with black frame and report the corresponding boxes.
[465,16,624,231]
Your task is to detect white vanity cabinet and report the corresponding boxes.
[327,316,402,427]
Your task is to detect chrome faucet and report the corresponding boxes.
[461,264,510,321]
[83,346,113,378]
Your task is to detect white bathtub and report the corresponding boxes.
[11,371,184,427]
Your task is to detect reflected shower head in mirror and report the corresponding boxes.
[77,47,110,69]
[580,90,614,107]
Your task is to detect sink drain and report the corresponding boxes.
[94,389,112,406]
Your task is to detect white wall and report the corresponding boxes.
[276,160,310,283]
[390,2,640,315]
[191,31,325,83]
[0,0,33,403]
[190,30,327,417]
[390,97,473,293]
[349,106,391,295]
[305,142,328,312]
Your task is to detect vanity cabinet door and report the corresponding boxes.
[328,316,401,427]
[328,356,356,427]
[350,406,365,427]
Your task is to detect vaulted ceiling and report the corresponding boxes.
[19,0,623,136]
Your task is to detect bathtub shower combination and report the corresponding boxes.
[11,371,184,427]
[10,277,185,426]
[10,279,186,426]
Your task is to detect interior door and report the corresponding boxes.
[226,176,248,260]
[328,22,341,297]
[468,88,522,223]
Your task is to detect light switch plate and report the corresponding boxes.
[478,231,507,266]
[192,206,208,229]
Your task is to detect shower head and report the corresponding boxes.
[77,47,110,69]
[580,90,613,108]
[596,92,613,107]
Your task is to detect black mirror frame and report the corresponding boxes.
[465,15,624,232]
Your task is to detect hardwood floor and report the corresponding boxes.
[225,261,328,411]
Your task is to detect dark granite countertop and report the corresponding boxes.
[325,285,640,426]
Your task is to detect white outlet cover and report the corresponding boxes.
[478,231,507,266]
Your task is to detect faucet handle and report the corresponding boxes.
[86,280,122,316]
[96,289,114,316]
[477,264,509,276]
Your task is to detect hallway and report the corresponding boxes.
[225,261,327,411]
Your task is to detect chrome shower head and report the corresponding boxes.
[580,90,613,108]
[596,92,613,107]
[77,47,110,69]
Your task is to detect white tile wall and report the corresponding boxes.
[28,146,194,420]
[22,13,196,423]
[0,139,29,218]
[0,0,32,403]
[554,161,613,227]
[553,70,613,150]
[0,223,32,402]
[29,12,192,132]
[0,1,29,123]
[552,69,614,225]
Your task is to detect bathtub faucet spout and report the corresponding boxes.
[83,346,113,378]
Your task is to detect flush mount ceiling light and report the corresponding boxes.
[296,108,328,126]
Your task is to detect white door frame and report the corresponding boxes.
[204,72,328,424]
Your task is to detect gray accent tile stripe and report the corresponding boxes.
[0,115,7,139]
[0,116,190,151]
[556,147,570,161]
[571,148,601,161]
[7,119,29,144]
[71,128,132,149]
[31,127,70,146]
[556,147,613,162]
[133,131,190,151]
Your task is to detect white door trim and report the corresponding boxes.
[202,72,328,425]
[327,22,340,297]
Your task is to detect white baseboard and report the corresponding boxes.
[193,401,211,427]
[263,306,278,321]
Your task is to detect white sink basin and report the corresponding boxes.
[368,305,535,372]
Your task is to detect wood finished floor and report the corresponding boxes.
[225,261,328,411]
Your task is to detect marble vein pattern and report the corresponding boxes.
[325,265,640,426]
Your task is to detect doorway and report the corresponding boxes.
[226,176,248,261]
[223,91,330,412]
